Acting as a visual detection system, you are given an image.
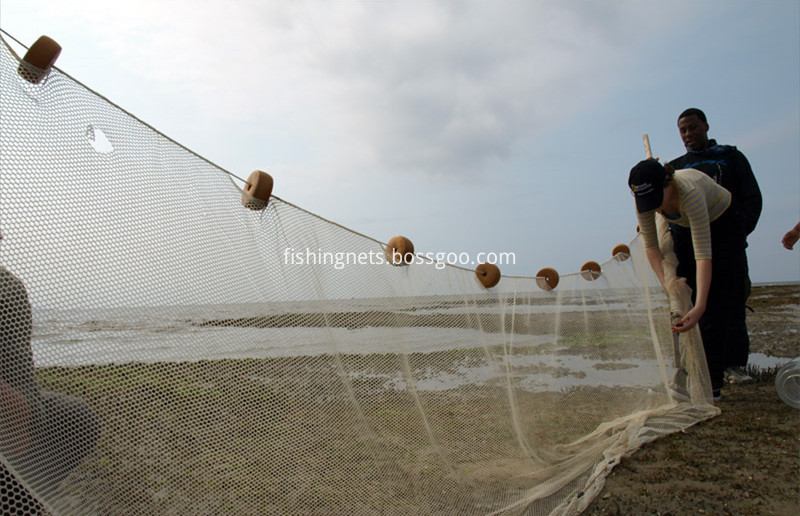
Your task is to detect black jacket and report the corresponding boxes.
[669,140,762,237]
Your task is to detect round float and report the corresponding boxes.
[385,236,414,266]
[536,267,559,291]
[580,261,601,281]
[18,35,61,84]
[475,263,501,288]
[241,170,273,210]
[612,244,630,261]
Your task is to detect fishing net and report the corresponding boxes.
[0,33,717,515]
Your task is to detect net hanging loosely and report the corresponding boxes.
[0,33,718,515]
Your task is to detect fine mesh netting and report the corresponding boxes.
[1,33,718,515]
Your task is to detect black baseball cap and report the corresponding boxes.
[628,160,666,213]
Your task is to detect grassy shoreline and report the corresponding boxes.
[38,352,678,514]
[28,284,796,514]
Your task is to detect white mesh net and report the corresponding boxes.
[1,33,718,515]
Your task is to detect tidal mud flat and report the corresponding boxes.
[586,283,800,516]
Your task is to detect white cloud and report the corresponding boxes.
[4,0,797,283]
[20,0,682,179]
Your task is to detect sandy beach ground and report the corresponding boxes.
[585,283,800,516]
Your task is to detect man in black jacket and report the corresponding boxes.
[670,108,762,236]
[669,108,762,385]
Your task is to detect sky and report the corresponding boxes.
[1,0,798,283]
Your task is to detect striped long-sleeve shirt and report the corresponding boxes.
[636,168,731,260]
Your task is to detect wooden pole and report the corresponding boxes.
[642,134,653,159]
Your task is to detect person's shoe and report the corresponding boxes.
[724,367,753,384]
[669,383,691,402]
[668,368,690,402]
[712,389,722,402]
